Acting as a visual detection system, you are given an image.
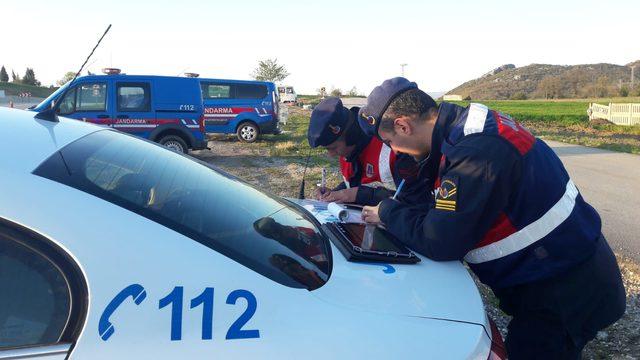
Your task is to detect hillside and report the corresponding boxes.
[447,61,640,100]
[0,82,57,98]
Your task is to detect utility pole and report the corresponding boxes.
[632,65,636,90]
[400,63,408,77]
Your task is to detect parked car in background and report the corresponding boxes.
[31,69,207,154]
[199,78,280,142]
[277,86,297,104]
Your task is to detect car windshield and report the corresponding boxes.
[34,82,70,111]
[33,130,331,290]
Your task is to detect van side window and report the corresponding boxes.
[0,236,71,348]
[235,84,267,99]
[117,82,151,112]
[201,83,231,99]
[77,83,107,111]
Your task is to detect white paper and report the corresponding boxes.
[287,198,364,224]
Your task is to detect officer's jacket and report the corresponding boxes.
[379,102,602,289]
[336,136,425,206]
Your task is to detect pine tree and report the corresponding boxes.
[11,70,20,83]
[22,68,41,86]
[0,66,8,82]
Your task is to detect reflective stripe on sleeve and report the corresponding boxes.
[464,180,579,264]
[463,103,489,136]
[378,144,396,190]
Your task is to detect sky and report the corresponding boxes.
[2,0,638,95]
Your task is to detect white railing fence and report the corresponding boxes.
[588,103,640,126]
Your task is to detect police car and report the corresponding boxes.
[0,107,506,359]
[30,69,208,154]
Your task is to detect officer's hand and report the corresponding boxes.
[314,187,331,200]
[361,204,382,224]
[321,187,357,203]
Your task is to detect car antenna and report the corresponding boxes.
[298,147,313,199]
[35,24,112,122]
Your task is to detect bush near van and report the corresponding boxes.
[200,79,281,142]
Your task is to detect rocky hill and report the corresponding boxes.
[447,61,640,100]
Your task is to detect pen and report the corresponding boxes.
[392,179,405,200]
[321,168,327,194]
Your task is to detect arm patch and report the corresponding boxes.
[435,176,458,211]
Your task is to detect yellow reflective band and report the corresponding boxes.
[435,204,456,211]
[436,199,457,205]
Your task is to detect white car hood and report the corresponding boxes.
[312,244,487,326]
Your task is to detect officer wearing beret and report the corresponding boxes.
[359,77,626,359]
[307,97,420,206]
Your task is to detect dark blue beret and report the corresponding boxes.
[307,97,351,147]
[358,77,418,137]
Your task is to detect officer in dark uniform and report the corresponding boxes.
[307,97,423,206]
[359,77,626,359]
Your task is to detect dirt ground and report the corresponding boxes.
[190,116,639,360]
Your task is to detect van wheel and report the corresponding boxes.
[237,122,259,142]
[158,135,188,153]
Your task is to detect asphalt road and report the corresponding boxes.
[547,140,640,261]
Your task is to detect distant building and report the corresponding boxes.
[443,94,463,101]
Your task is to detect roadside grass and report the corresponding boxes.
[0,82,56,98]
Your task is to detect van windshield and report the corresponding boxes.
[33,130,331,290]
[33,82,70,112]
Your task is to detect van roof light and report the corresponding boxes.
[102,68,121,75]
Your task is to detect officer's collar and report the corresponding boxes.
[420,102,464,169]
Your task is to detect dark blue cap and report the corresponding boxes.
[358,77,418,137]
[307,97,351,147]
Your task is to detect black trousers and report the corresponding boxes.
[494,235,626,360]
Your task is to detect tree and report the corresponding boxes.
[536,76,564,99]
[330,87,342,97]
[347,86,360,97]
[592,76,611,98]
[510,91,527,100]
[11,70,20,83]
[57,71,76,86]
[0,66,8,82]
[561,68,588,98]
[619,86,629,97]
[251,58,289,83]
[22,68,41,86]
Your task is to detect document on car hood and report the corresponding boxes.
[286,198,365,224]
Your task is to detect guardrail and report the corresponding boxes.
[588,103,640,126]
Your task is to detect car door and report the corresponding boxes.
[57,81,111,126]
[0,220,88,360]
[112,81,156,138]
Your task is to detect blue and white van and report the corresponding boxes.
[199,78,280,142]
[32,69,208,154]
